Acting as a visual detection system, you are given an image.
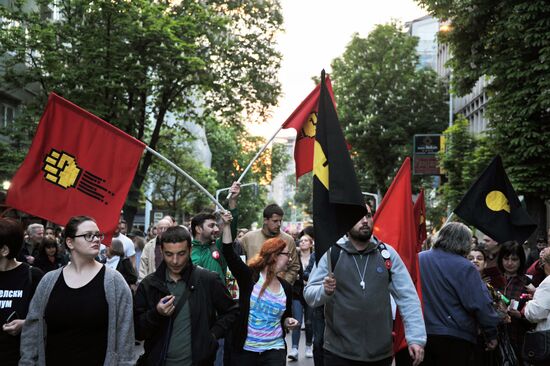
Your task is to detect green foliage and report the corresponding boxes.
[293,172,313,217]
[0,0,283,226]
[331,23,448,193]
[438,115,493,210]
[147,129,218,222]
[418,0,550,237]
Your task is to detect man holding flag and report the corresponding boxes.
[303,71,425,366]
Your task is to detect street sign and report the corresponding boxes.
[413,134,444,175]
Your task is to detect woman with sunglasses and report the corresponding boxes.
[20,216,135,366]
[220,212,299,366]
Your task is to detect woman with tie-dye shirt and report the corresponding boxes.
[222,230,299,366]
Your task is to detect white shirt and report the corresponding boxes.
[115,233,136,258]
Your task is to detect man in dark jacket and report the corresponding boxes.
[134,226,239,366]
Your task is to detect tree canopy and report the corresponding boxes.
[0,0,283,227]
[331,23,448,194]
[417,0,550,236]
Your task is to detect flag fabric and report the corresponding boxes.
[454,155,537,244]
[312,70,367,261]
[282,76,335,179]
[372,157,422,353]
[6,93,145,241]
[414,189,428,251]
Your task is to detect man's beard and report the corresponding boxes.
[348,225,372,242]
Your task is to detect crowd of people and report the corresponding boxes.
[1,182,550,366]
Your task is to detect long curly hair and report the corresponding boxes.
[248,237,287,299]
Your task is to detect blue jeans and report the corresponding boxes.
[291,299,313,348]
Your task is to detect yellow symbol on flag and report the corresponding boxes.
[313,140,329,189]
[42,149,81,189]
[485,190,510,213]
[302,112,317,138]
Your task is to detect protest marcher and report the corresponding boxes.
[288,232,315,361]
[498,240,535,364]
[481,234,506,291]
[34,236,67,273]
[106,239,138,289]
[0,218,44,366]
[467,245,514,366]
[19,215,135,366]
[240,204,300,285]
[526,237,548,268]
[420,222,499,366]
[523,249,550,364]
[305,205,426,366]
[134,225,238,366]
[139,218,173,281]
[133,234,146,275]
[113,217,136,269]
[221,212,299,366]
[17,223,44,264]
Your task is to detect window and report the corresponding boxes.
[0,104,16,128]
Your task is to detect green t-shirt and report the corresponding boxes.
[165,270,192,366]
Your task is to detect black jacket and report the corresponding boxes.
[222,244,293,352]
[116,257,137,287]
[134,260,239,366]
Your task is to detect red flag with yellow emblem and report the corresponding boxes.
[282,77,335,179]
[414,189,427,251]
[6,93,145,240]
[372,157,422,353]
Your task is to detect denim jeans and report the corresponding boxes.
[291,299,313,348]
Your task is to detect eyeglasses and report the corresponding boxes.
[73,232,104,242]
[278,252,290,257]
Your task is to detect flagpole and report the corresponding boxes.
[443,212,454,226]
[145,146,225,211]
[226,125,284,199]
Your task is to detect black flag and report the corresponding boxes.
[454,155,537,243]
[313,70,367,261]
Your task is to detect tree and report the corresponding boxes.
[331,23,448,194]
[417,0,550,237]
[0,0,283,227]
[438,116,492,210]
[146,128,218,223]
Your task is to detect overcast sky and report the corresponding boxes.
[248,0,428,138]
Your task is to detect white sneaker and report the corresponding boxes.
[305,345,313,358]
[288,347,299,361]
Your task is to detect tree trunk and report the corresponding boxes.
[525,194,547,247]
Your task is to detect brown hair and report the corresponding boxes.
[247,237,287,299]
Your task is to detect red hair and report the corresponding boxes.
[248,237,287,299]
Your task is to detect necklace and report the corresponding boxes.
[352,254,369,290]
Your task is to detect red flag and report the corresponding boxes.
[6,93,145,241]
[282,76,335,179]
[372,157,422,353]
[414,189,428,251]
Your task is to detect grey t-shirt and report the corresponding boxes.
[165,271,191,366]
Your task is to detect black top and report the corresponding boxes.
[34,253,67,273]
[45,266,108,366]
[0,263,43,366]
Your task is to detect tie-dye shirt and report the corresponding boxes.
[243,274,286,352]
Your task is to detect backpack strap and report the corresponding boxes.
[376,243,392,282]
[330,246,342,273]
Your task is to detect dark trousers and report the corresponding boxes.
[394,347,413,366]
[323,350,392,366]
[423,335,474,366]
[312,306,325,366]
[230,349,286,366]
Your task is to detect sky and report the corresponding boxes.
[248,0,428,139]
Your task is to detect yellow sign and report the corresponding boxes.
[485,190,510,213]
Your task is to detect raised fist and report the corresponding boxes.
[43,149,81,189]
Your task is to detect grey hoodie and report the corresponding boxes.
[19,266,135,366]
[304,238,426,362]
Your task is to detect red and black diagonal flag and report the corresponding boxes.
[454,155,537,244]
[313,70,367,261]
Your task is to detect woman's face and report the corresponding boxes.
[274,248,290,273]
[467,250,486,272]
[502,254,521,275]
[45,245,57,257]
[299,236,313,252]
[68,220,101,259]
